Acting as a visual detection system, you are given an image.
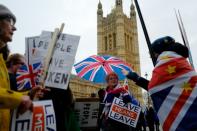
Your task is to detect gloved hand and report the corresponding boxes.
[123,95,132,104]
[122,69,139,82]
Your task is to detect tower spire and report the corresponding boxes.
[130,0,136,17]
[116,0,122,7]
[97,0,103,16]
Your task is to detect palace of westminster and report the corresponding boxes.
[69,0,145,104]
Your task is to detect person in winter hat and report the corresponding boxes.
[123,36,197,130]
[0,4,33,131]
[122,36,189,91]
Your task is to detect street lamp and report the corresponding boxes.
[144,72,150,107]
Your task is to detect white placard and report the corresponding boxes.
[74,99,99,128]
[11,100,56,131]
[44,33,80,89]
[25,31,80,90]
[108,97,141,127]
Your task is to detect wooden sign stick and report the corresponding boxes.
[41,23,65,87]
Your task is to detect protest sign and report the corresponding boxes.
[44,32,80,89]
[108,97,141,127]
[25,31,80,90]
[74,98,99,129]
[25,36,41,64]
[11,100,56,131]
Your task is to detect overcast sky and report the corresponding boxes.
[1,0,197,79]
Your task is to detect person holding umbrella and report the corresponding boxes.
[99,72,138,131]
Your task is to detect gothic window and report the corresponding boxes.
[109,34,112,50]
[127,35,129,50]
[113,33,116,48]
[130,37,133,51]
[105,36,107,51]
[125,33,127,49]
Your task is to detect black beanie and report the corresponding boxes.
[151,36,175,54]
[151,36,189,58]
[0,4,16,23]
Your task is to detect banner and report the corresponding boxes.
[108,97,141,127]
[74,98,99,128]
[11,100,56,131]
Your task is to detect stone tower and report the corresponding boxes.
[97,0,143,102]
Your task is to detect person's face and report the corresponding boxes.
[107,75,118,87]
[12,57,25,74]
[0,17,16,43]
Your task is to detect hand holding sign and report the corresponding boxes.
[28,85,50,99]
[12,100,56,131]
[18,95,33,115]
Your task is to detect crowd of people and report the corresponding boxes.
[1,3,197,131]
[0,4,80,131]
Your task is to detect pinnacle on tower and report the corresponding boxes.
[97,0,103,16]
[130,0,136,17]
[116,0,122,7]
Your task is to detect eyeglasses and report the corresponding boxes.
[16,62,25,66]
[108,77,118,80]
[4,18,15,26]
[0,16,15,26]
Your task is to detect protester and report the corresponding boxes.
[98,72,139,131]
[0,4,32,131]
[41,83,80,131]
[123,36,197,130]
[136,110,146,131]
[6,53,26,91]
[146,106,155,131]
[64,86,80,131]
[6,53,47,100]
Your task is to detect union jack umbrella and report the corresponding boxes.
[16,62,42,91]
[74,55,133,83]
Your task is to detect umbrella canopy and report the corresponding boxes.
[74,55,133,83]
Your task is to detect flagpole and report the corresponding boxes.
[174,9,186,44]
[133,0,156,66]
[175,10,195,69]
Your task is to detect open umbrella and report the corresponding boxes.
[74,55,133,83]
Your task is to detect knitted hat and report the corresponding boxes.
[151,36,188,58]
[0,4,16,23]
[151,36,175,54]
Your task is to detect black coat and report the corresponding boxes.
[126,72,149,91]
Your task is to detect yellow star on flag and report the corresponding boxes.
[160,55,170,60]
[166,65,176,75]
[182,82,193,93]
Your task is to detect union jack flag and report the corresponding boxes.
[74,55,132,83]
[16,62,42,91]
[148,51,197,131]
